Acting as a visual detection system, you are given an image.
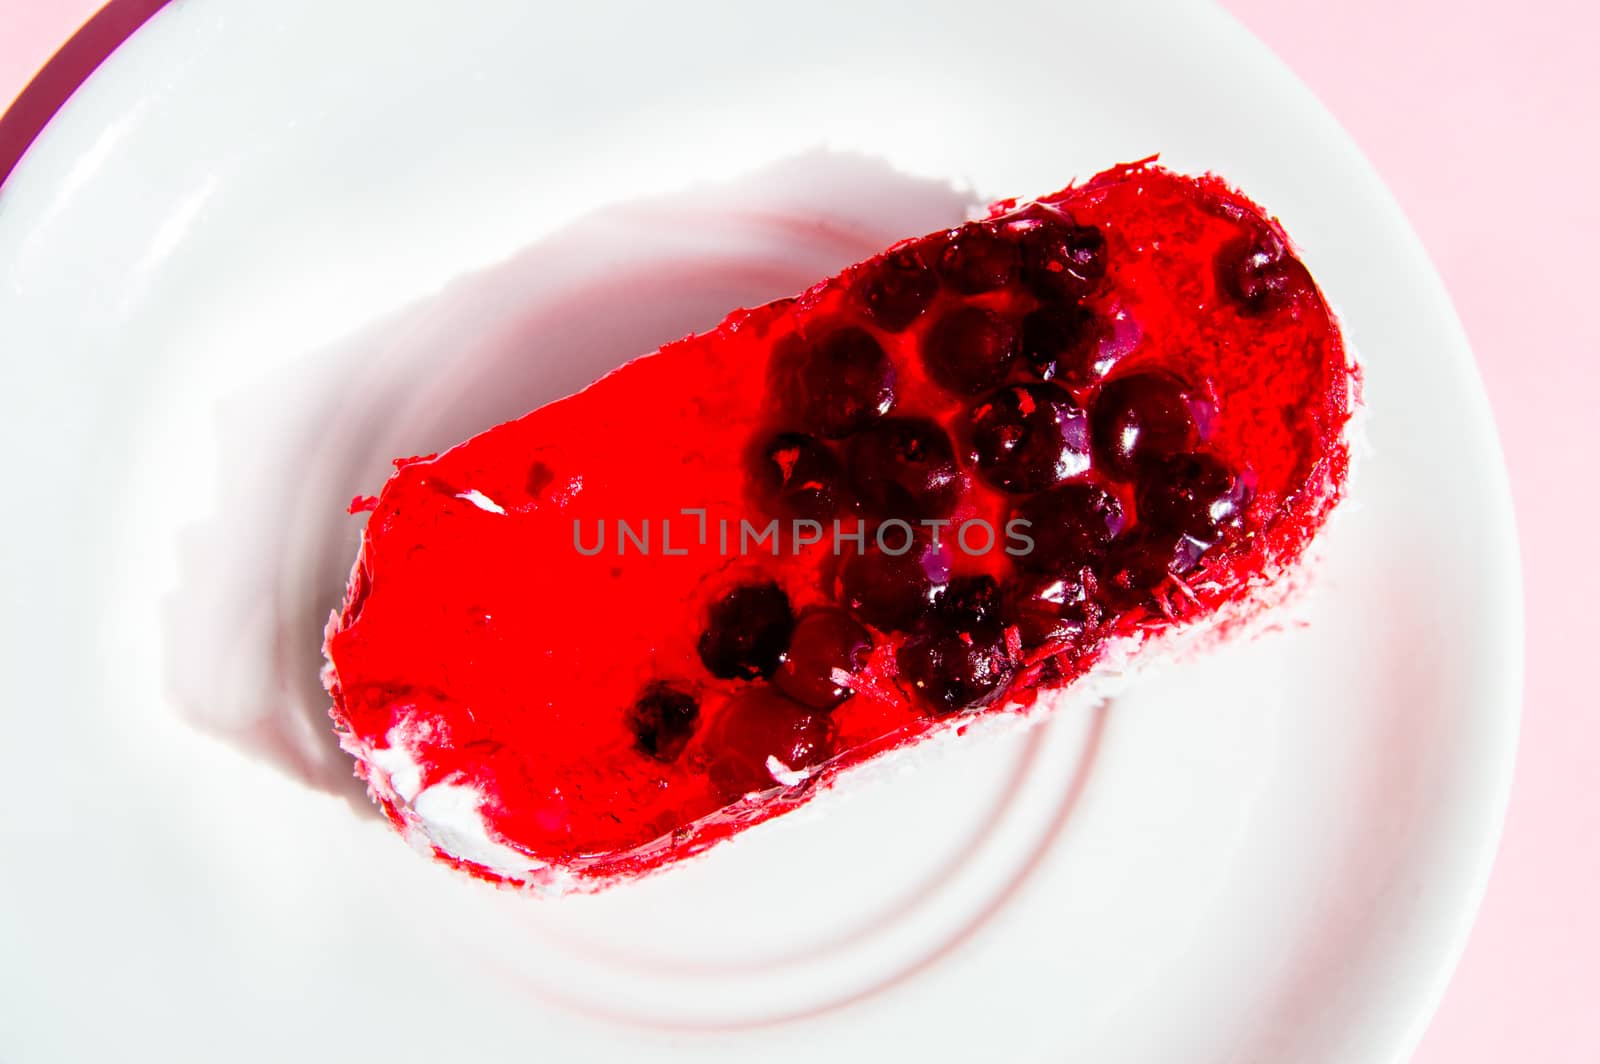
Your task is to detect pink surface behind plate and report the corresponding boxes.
[3,1,1595,1059]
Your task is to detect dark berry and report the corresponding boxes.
[771,327,895,439]
[746,432,845,523]
[526,461,555,497]
[846,417,963,520]
[930,573,1007,633]
[627,683,699,762]
[838,540,951,632]
[1010,481,1126,575]
[1090,372,1200,476]
[1019,216,1107,301]
[697,582,794,680]
[1215,226,1310,315]
[1021,304,1103,387]
[923,306,1021,396]
[1008,574,1101,653]
[937,223,1019,293]
[965,382,1091,493]
[1137,453,1249,545]
[707,687,836,799]
[772,608,873,710]
[1101,528,1211,610]
[899,571,1018,714]
[897,628,1015,715]
[853,247,937,331]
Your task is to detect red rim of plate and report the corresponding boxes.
[0,0,171,190]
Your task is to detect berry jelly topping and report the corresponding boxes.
[937,222,1020,294]
[1017,208,1109,300]
[924,306,1022,395]
[1021,303,1103,387]
[696,582,795,681]
[852,246,937,332]
[837,539,952,632]
[1137,452,1250,546]
[771,608,873,710]
[769,327,896,438]
[1011,481,1126,576]
[1215,224,1312,316]
[1008,573,1100,655]
[746,431,845,523]
[845,416,964,520]
[896,623,1016,715]
[706,687,837,801]
[1090,371,1204,476]
[964,382,1091,492]
[627,683,700,763]
[324,161,1353,891]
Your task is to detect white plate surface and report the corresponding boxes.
[0,2,1521,1062]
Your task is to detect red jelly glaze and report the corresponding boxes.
[324,161,1353,888]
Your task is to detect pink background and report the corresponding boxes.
[3,1,1594,1059]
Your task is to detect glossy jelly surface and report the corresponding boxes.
[324,162,1352,887]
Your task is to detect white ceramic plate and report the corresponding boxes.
[0,2,1521,1061]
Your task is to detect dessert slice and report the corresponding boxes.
[323,160,1353,892]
